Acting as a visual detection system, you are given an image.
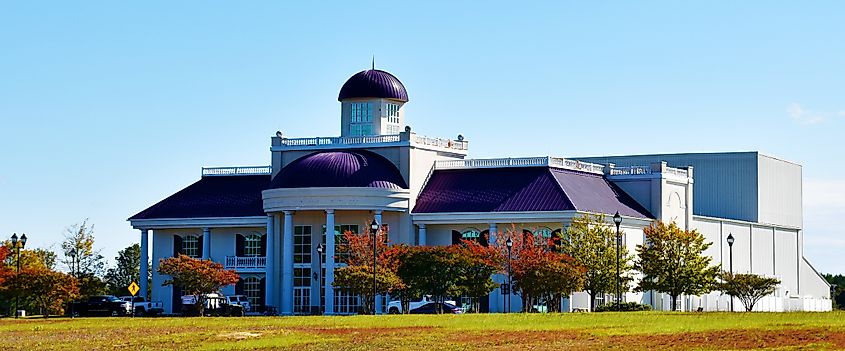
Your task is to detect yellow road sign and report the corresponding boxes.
[128,282,140,296]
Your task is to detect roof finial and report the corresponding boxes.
[372,55,375,70]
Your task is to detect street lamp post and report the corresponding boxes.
[69,249,77,318]
[505,237,513,314]
[613,212,622,311]
[727,233,735,312]
[10,233,27,319]
[316,243,324,315]
[370,219,379,315]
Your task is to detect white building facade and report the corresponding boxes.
[129,68,830,314]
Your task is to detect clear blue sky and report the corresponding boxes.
[1,2,843,273]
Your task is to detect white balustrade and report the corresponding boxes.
[434,156,606,174]
[224,256,267,269]
[202,166,271,177]
[277,134,468,151]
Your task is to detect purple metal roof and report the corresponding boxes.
[413,167,652,218]
[338,69,409,102]
[270,150,408,190]
[129,175,269,220]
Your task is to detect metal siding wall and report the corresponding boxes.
[578,153,759,223]
[774,228,799,295]
[752,226,775,276]
[757,155,803,228]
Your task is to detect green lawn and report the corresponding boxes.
[2,312,845,350]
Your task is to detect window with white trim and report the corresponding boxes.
[244,233,262,257]
[349,102,374,136]
[461,228,481,240]
[294,226,312,264]
[243,276,261,308]
[182,235,199,258]
[386,103,400,123]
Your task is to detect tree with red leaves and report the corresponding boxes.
[157,254,240,316]
[0,246,10,287]
[492,225,585,312]
[3,267,79,317]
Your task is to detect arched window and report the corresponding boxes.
[182,235,199,258]
[244,234,262,257]
[461,228,482,240]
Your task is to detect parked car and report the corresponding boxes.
[181,293,244,317]
[409,302,464,314]
[68,295,133,317]
[226,295,251,312]
[119,296,164,316]
[387,295,457,314]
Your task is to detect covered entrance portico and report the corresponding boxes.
[263,186,410,315]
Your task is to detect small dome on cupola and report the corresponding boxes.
[338,69,409,102]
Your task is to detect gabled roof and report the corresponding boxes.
[129,175,270,220]
[412,166,652,218]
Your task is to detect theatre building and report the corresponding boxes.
[129,67,831,314]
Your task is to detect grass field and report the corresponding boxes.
[2,312,845,350]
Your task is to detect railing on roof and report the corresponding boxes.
[202,166,272,177]
[609,165,690,178]
[277,133,469,151]
[434,157,606,174]
[412,135,469,151]
[280,134,401,147]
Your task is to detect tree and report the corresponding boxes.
[333,265,403,314]
[452,240,502,313]
[61,220,108,296]
[396,245,464,313]
[157,254,239,316]
[493,225,585,312]
[1,243,57,270]
[562,214,634,311]
[0,246,10,287]
[634,221,719,311]
[718,272,780,312]
[105,244,148,296]
[823,273,845,309]
[3,267,79,317]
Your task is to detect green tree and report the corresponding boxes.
[453,240,502,313]
[60,220,108,297]
[718,272,780,312]
[823,273,845,309]
[397,246,464,313]
[105,243,149,296]
[634,221,719,311]
[562,214,634,311]
[333,265,403,314]
[157,254,240,316]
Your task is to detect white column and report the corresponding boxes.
[139,229,149,299]
[265,215,275,309]
[374,210,383,314]
[488,223,498,312]
[418,224,427,246]
[324,210,335,315]
[489,223,498,245]
[281,211,294,315]
[202,227,211,260]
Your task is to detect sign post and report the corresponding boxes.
[128,282,140,318]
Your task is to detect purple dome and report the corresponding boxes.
[338,69,408,102]
[271,150,408,189]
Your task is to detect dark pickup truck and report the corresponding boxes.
[68,295,133,317]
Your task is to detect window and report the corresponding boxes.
[534,227,553,247]
[351,102,373,122]
[182,235,199,258]
[386,124,401,135]
[386,103,400,123]
[330,224,359,264]
[244,234,262,257]
[294,226,312,264]
[461,228,481,240]
[350,103,374,136]
[243,276,262,308]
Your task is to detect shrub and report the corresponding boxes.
[594,301,652,312]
